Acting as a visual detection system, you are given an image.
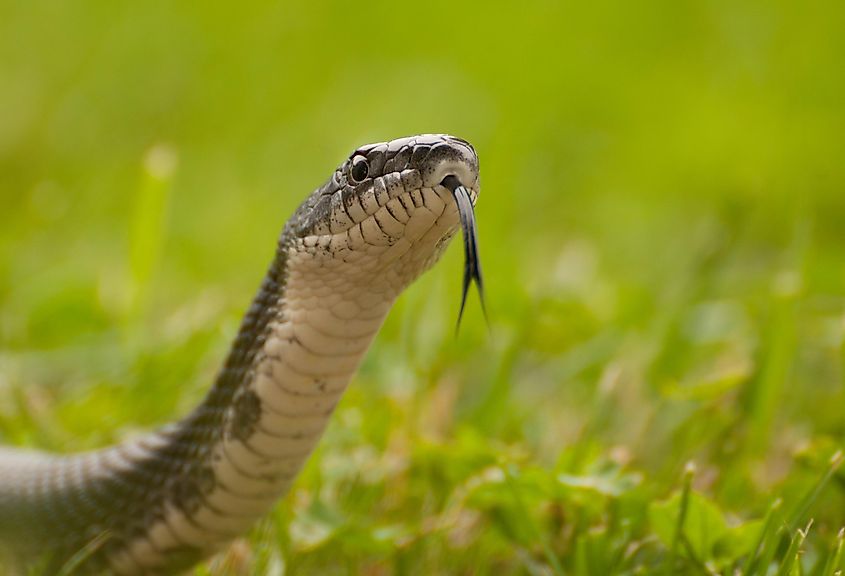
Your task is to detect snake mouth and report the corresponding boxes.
[288,135,484,324]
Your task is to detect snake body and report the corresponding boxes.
[0,134,480,574]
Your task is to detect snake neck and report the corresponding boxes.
[1,244,397,575]
[102,241,398,573]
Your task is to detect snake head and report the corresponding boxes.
[286,134,480,299]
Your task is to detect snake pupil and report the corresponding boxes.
[350,156,369,183]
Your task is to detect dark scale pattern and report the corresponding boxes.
[228,388,263,442]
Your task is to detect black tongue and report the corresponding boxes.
[441,175,487,332]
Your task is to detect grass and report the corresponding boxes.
[2,0,845,574]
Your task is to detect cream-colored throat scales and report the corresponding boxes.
[113,295,394,572]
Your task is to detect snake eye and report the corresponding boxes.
[349,156,369,184]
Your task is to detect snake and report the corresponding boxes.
[0,134,482,575]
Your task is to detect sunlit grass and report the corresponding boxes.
[2,0,845,574]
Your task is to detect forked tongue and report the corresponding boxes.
[441,175,487,332]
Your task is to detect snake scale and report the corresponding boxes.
[0,134,481,574]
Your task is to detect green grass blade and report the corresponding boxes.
[56,532,111,576]
[504,464,565,576]
[820,528,844,576]
[665,462,695,575]
[788,451,844,532]
[774,522,811,576]
[741,498,783,576]
[127,144,177,318]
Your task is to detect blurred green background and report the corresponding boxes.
[2,1,845,574]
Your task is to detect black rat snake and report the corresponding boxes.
[0,134,482,574]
